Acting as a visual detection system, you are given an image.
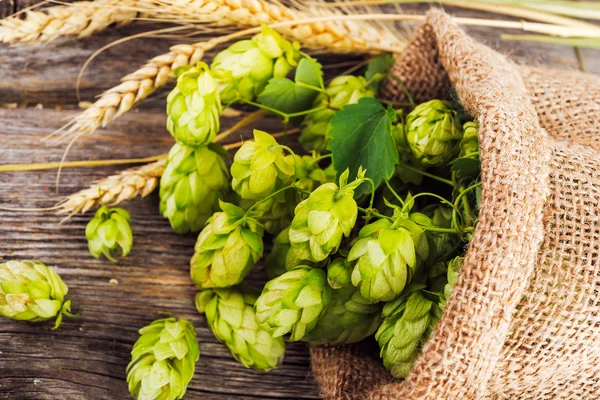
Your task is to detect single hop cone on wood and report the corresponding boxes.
[126,317,200,400]
[159,143,228,234]
[231,129,295,201]
[166,62,222,147]
[196,287,285,372]
[85,205,133,262]
[300,75,375,152]
[302,258,382,345]
[288,169,362,262]
[211,25,301,103]
[405,99,462,167]
[349,215,429,302]
[0,260,74,329]
[376,288,436,379]
[190,201,264,288]
[256,266,331,342]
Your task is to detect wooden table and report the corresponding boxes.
[1,2,599,399]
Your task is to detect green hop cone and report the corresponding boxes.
[160,143,228,234]
[376,288,434,378]
[410,210,458,265]
[349,215,429,302]
[293,153,336,193]
[300,75,375,152]
[303,259,382,345]
[239,194,293,236]
[190,201,264,288]
[289,169,362,263]
[441,256,463,307]
[265,227,315,280]
[405,99,462,167]
[231,129,295,201]
[126,317,199,400]
[85,205,133,262]
[459,121,479,157]
[256,266,331,341]
[392,122,424,185]
[166,62,222,147]
[196,287,285,371]
[0,260,74,329]
[212,25,300,103]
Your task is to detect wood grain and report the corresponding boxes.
[0,3,599,399]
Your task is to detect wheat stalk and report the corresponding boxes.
[0,0,140,44]
[57,158,166,214]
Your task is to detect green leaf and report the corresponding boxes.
[450,156,481,180]
[364,53,395,91]
[257,57,323,115]
[328,98,399,197]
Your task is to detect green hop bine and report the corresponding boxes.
[303,258,382,345]
[212,25,301,104]
[160,143,228,234]
[349,215,429,302]
[256,266,331,342]
[127,317,199,400]
[166,62,222,148]
[288,169,363,263]
[300,75,375,152]
[459,121,479,157]
[376,288,438,379]
[404,99,463,167]
[0,260,74,329]
[190,201,263,288]
[196,287,285,371]
[85,205,133,262]
[231,129,295,201]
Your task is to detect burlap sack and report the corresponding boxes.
[310,9,600,400]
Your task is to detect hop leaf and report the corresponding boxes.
[196,287,285,371]
[404,99,463,167]
[376,289,436,378]
[349,216,429,302]
[255,266,331,341]
[0,260,73,329]
[190,202,264,288]
[126,318,199,400]
[288,172,360,262]
[166,63,222,147]
[302,258,382,345]
[300,75,375,152]
[230,130,295,201]
[440,256,463,307]
[160,143,229,234]
[212,25,301,103]
[85,205,133,262]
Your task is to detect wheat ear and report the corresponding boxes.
[0,0,140,44]
[57,158,166,215]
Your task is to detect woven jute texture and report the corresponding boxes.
[310,9,600,400]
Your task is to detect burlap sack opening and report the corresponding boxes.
[310,9,600,400]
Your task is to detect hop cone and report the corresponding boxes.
[265,227,313,280]
[303,259,382,345]
[0,260,73,329]
[160,143,228,234]
[196,287,285,371]
[231,129,295,201]
[166,63,222,147]
[376,288,435,378]
[85,205,133,262]
[293,153,336,193]
[410,210,457,265]
[460,121,479,157]
[212,25,300,103]
[126,318,199,400]
[405,99,462,167]
[392,122,424,185]
[190,201,264,288]
[349,215,429,302]
[300,75,375,152]
[441,256,463,307]
[256,266,331,341]
[289,169,362,262]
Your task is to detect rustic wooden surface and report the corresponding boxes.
[1,1,599,399]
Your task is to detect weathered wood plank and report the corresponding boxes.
[0,108,320,400]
